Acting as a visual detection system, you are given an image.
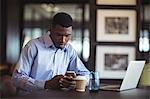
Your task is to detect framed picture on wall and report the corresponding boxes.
[96,45,135,79]
[96,0,136,5]
[96,9,136,42]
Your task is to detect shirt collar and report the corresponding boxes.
[43,31,53,48]
[43,31,67,52]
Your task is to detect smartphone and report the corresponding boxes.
[65,71,76,78]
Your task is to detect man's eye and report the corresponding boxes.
[56,34,62,36]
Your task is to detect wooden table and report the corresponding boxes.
[7,87,150,99]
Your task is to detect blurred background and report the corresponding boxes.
[0,0,149,74]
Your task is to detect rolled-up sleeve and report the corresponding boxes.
[67,48,90,85]
[12,70,45,92]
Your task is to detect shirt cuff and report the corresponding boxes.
[35,80,46,89]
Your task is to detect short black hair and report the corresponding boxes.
[52,12,73,28]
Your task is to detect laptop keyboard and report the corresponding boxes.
[100,84,120,89]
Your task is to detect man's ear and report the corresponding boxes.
[50,26,54,34]
[49,25,52,31]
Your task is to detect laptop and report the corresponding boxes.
[100,61,146,91]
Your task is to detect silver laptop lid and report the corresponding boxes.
[120,61,145,91]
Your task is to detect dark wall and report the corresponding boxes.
[0,0,21,64]
[141,0,150,5]
[0,0,7,64]
[0,0,1,63]
[6,0,20,64]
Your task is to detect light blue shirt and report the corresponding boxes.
[12,32,90,93]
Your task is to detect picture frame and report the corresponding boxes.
[96,0,136,5]
[96,9,137,42]
[96,45,135,79]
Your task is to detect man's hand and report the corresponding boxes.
[59,74,76,90]
[44,75,63,89]
[65,71,76,78]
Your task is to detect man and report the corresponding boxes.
[12,12,90,94]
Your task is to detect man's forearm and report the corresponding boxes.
[12,70,45,92]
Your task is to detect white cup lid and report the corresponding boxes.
[74,76,86,80]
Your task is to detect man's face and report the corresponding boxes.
[50,25,72,49]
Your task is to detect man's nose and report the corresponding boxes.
[60,36,66,42]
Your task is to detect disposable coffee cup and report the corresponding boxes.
[74,76,86,92]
